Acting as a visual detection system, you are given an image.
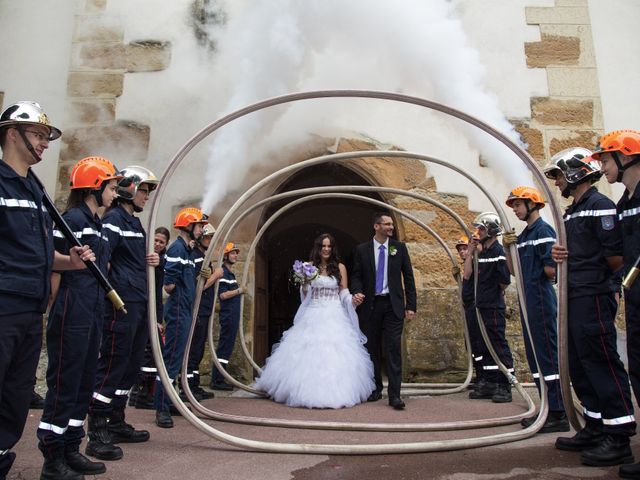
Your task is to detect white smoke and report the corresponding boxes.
[200,0,532,213]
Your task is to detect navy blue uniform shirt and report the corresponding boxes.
[193,248,215,318]
[102,205,148,303]
[461,275,475,309]
[516,217,557,286]
[0,160,54,314]
[618,185,640,306]
[155,252,166,323]
[564,187,622,299]
[515,217,557,321]
[163,236,197,323]
[476,240,510,309]
[218,264,240,319]
[52,203,110,311]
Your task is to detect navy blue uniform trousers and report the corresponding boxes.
[91,301,149,414]
[0,312,41,474]
[477,307,513,385]
[568,293,635,436]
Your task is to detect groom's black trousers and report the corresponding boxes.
[363,295,403,399]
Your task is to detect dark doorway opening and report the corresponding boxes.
[253,162,393,366]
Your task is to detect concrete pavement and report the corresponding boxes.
[9,388,629,479]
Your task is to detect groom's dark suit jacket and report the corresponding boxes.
[350,238,417,320]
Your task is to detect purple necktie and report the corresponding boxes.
[375,244,385,294]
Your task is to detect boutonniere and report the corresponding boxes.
[389,246,397,256]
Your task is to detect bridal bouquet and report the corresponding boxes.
[291,260,319,286]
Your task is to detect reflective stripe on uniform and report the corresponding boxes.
[0,197,38,209]
[140,367,157,373]
[218,358,229,364]
[53,227,107,240]
[583,408,602,419]
[103,223,144,238]
[619,207,640,220]
[477,256,506,263]
[68,418,85,427]
[92,392,112,404]
[218,278,238,284]
[516,237,555,249]
[115,389,130,396]
[165,256,195,267]
[532,373,560,381]
[38,421,67,435]
[564,209,617,221]
[603,415,636,425]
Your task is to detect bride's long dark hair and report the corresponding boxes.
[309,233,341,284]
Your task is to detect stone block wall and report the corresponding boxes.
[54,0,171,207]
[522,0,603,166]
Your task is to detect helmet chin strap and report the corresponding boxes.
[91,182,107,208]
[17,127,42,164]
[122,198,143,213]
[613,151,640,183]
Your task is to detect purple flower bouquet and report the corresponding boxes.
[291,260,319,286]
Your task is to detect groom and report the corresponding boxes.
[351,212,417,410]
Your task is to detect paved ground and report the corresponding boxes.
[9,387,633,480]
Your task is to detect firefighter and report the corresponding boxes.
[545,147,635,467]
[87,166,160,460]
[37,157,121,479]
[210,242,244,391]
[591,130,640,479]
[455,236,487,396]
[186,223,223,400]
[463,212,513,403]
[155,207,208,428]
[503,186,568,433]
[129,226,171,410]
[0,101,94,480]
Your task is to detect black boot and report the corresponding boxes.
[469,379,495,399]
[64,446,106,475]
[555,425,604,452]
[492,384,512,403]
[521,411,570,433]
[134,378,155,410]
[156,410,174,428]
[580,434,634,466]
[128,383,140,407]
[40,457,84,480]
[108,407,150,443]
[85,415,123,461]
[191,373,214,400]
[0,451,16,479]
[620,460,640,479]
[30,390,45,409]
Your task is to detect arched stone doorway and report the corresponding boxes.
[253,162,395,366]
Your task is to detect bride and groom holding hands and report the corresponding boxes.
[255,213,417,410]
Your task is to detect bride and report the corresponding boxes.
[254,233,375,408]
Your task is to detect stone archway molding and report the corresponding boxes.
[145,90,574,454]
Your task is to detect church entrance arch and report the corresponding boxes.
[253,162,396,366]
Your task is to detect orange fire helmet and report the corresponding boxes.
[592,130,640,159]
[455,236,469,248]
[173,207,209,229]
[70,156,122,190]
[505,186,546,209]
[224,242,240,255]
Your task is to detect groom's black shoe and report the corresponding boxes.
[367,391,382,402]
[389,397,405,410]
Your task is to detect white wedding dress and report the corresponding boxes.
[254,275,375,409]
